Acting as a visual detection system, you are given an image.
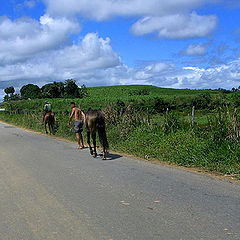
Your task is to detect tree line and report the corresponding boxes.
[4,79,88,101]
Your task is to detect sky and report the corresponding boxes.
[0,0,240,99]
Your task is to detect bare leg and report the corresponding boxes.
[76,133,81,148]
[79,132,84,148]
[103,149,106,160]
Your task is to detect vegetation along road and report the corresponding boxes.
[0,121,240,240]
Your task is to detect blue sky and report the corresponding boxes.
[0,0,240,99]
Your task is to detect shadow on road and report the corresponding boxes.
[99,152,123,161]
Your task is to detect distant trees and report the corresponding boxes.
[64,79,80,98]
[4,86,15,96]
[20,84,41,99]
[3,79,88,102]
[4,86,21,101]
[64,79,88,98]
[232,86,240,93]
[41,81,65,98]
[41,79,88,98]
[79,84,88,98]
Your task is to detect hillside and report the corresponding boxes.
[2,85,225,113]
[1,85,240,178]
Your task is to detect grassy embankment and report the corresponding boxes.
[1,85,240,178]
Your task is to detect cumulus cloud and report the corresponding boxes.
[131,13,217,39]
[0,0,239,101]
[1,54,240,100]
[42,0,219,40]
[0,33,121,90]
[181,43,209,56]
[125,60,240,89]
[43,0,216,20]
[0,15,81,64]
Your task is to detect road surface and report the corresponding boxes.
[0,121,240,240]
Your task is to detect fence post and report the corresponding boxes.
[147,108,150,126]
[165,108,169,126]
[192,106,195,126]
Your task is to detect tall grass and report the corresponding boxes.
[1,85,240,178]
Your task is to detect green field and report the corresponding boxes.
[2,85,224,112]
[1,85,240,178]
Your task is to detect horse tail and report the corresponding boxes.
[96,112,109,150]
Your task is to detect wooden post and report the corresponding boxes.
[192,106,195,126]
[147,108,150,126]
[165,108,169,126]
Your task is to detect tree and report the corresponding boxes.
[64,79,80,98]
[79,84,88,98]
[4,86,17,101]
[20,84,41,99]
[41,81,64,98]
[10,94,21,101]
[4,86,15,96]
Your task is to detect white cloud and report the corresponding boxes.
[181,43,208,56]
[131,13,217,39]
[128,60,240,89]
[1,55,240,100]
[43,0,216,20]
[0,15,81,64]
[0,0,239,101]
[0,33,122,90]
[42,0,218,40]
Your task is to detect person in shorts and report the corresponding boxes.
[68,102,86,149]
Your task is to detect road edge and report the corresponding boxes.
[0,119,239,184]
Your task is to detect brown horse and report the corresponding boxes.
[44,112,55,134]
[85,109,109,160]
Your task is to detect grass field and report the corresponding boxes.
[1,85,240,179]
[2,85,223,112]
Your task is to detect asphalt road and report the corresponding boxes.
[0,121,240,240]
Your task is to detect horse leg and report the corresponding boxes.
[44,122,48,134]
[52,121,55,134]
[50,119,54,134]
[50,122,54,134]
[87,131,93,155]
[51,115,55,134]
[98,127,108,160]
[102,131,107,160]
[48,122,51,135]
[92,131,97,158]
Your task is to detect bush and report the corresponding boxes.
[191,93,212,109]
[20,84,41,99]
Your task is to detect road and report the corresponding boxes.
[0,121,240,240]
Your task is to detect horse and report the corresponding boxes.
[44,112,55,134]
[85,109,109,160]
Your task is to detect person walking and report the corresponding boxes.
[68,102,85,149]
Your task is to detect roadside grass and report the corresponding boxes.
[107,124,240,176]
[1,85,240,178]
[1,109,239,178]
